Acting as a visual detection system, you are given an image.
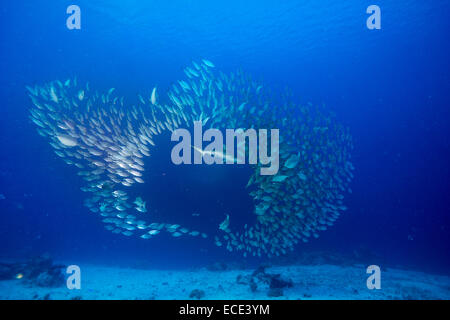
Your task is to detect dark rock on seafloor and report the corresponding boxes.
[0,254,66,287]
[269,274,293,289]
[35,270,64,287]
[189,289,206,299]
[267,288,284,297]
[236,274,251,285]
[236,264,293,295]
[250,280,258,293]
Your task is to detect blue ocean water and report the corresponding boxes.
[0,0,449,298]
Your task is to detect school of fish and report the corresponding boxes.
[27,60,354,258]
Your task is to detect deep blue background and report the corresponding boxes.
[0,1,449,273]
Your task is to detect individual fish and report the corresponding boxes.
[133,197,147,213]
[56,135,78,147]
[202,59,215,68]
[284,154,300,169]
[151,87,157,105]
[219,214,230,231]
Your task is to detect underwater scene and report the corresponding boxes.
[0,0,449,301]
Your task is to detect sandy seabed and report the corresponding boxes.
[1,264,449,300]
